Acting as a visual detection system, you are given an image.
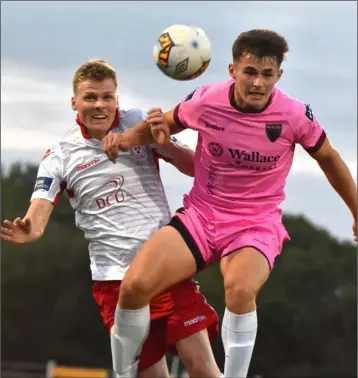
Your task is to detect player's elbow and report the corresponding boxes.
[184,166,195,177]
[172,160,195,177]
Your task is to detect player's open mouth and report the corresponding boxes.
[248,92,264,100]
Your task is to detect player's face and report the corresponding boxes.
[229,53,282,111]
[71,78,118,139]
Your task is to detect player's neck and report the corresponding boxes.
[87,130,107,141]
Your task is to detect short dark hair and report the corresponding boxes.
[232,29,289,66]
[73,59,117,94]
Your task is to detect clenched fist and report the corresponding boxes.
[145,108,171,146]
[102,133,131,163]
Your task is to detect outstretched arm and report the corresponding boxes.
[1,199,54,244]
[103,107,183,162]
[309,138,357,240]
[155,136,195,177]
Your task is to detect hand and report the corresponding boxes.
[102,133,131,163]
[145,108,170,145]
[0,217,41,244]
[353,218,357,242]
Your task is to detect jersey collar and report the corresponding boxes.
[75,109,120,139]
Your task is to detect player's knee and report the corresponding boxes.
[224,278,257,313]
[182,352,216,378]
[119,276,153,307]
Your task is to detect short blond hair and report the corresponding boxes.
[72,59,118,94]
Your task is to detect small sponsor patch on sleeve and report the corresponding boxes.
[170,135,188,148]
[42,149,52,160]
[34,177,53,192]
[305,104,314,122]
[184,88,198,102]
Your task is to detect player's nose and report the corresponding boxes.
[252,77,264,88]
[94,99,105,108]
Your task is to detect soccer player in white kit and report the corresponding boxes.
[0,60,222,378]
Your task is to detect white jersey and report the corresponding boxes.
[31,109,179,280]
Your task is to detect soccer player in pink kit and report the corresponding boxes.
[103,29,357,377]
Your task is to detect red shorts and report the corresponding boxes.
[92,279,219,371]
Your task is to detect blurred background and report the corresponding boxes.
[1,1,357,377]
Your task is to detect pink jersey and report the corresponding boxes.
[173,79,326,221]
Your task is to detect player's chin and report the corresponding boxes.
[245,96,268,110]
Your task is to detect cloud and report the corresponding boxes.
[3,63,355,179]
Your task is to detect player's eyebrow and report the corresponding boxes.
[243,66,258,71]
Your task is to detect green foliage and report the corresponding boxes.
[1,164,356,376]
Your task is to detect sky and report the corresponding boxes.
[1,1,357,242]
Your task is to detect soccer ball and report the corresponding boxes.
[153,24,212,81]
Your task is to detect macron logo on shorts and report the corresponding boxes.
[183,315,207,327]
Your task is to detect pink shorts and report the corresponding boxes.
[168,206,290,270]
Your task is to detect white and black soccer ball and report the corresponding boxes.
[153,24,212,81]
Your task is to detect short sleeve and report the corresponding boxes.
[115,108,147,132]
[173,86,208,130]
[293,103,327,153]
[30,145,65,205]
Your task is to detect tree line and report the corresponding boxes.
[1,163,356,377]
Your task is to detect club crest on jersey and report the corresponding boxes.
[130,145,147,163]
[265,124,282,143]
[208,142,224,157]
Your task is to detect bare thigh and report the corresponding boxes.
[119,226,198,307]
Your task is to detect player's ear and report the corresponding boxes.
[71,96,77,111]
[228,63,235,79]
[277,68,283,82]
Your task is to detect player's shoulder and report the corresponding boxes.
[274,87,315,123]
[40,142,63,164]
[183,79,232,103]
[117,108,147,131]
[42,124,81,161]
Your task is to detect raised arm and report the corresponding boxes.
[102,87,206,162]
[294,103,357,241]
[309,138,357,239]
[1,144,66,244]
[102,107,182,162]
[1,199,54,244]
[154,136,195,177]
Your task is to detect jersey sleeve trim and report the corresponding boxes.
[31,181,67,206]
[173,104,187,129]
[304,130,327,153]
